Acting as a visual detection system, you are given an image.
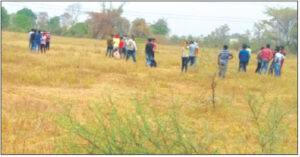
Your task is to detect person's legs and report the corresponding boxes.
[238,61,242,72]
[263,61,269,74]
[268,62,274,75]
[255,62,261,73]
[243,62,247,72]
[190,56,195,66]
[274,63,280,77]
[132,51,136,62]
[280,60,284,76]
[126,50,131,61]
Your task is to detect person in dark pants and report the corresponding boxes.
[181,41,189,72]
[126,35,137,62]
[255,47,264,73]
[30,30,36,52]
[269,46,280,75]
[106,34,114,57]
[45,32,51,51]
[145,38,155,67]
[238,44,250,72]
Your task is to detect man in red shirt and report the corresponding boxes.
[119,37,124,58]
[259,44,273,74]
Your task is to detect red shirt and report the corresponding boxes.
[260,48,273,61]
[119,40,124,49]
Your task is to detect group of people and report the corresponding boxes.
[29,29,51,53]
[217,43,286,78]
[181,41,199,72]
[106,35,159,68]
[106,34,138,62]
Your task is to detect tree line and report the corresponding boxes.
[1,4,297,53]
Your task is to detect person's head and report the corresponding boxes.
[120,36,123,40]
[33,29,37,33]
[131,35,135,40]
[152,38,156,42]
[31,28,34,31]
[111,34,114,38]
[280,45,285,50]
[38,30,41,34]
[260,46,264,50]
[266,44,271,48]
[184,41,188,46]
[242,44,247,49]
[189,41,194,44]
[223,45,228,50]
[275,46,280,52]
[148,38,152,42]
[248,45,251,48]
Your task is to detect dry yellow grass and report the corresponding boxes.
[2,31,297,154]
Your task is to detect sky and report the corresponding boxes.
[2,2,297,36]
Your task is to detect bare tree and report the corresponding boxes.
[37,12,48,30]
[65,3,82,26]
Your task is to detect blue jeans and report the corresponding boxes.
[182,57,189,72]
[31,42,36,52]
[259,60,269,74]
[126,50,136,62]
[189,56,196,67]
[274,62,281,77]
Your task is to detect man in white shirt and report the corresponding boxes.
[126,35,137,62]
[273,52,285,77]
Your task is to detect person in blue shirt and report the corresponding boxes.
[189,41,197,67]
[238,44,250,72]
[35,30,42,53]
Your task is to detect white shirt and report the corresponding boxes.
[246,48,252,55]
[41,36,47,45]
[127,39,137,51]
[28,31,33,39]
[274,52,285,63]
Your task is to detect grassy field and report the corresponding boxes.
[2,31,297,154]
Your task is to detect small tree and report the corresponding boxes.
[130,18,151,38]
[12,14,31,32]
[68,23,88,37]
[2,7,10,29]
[16,8,36,28]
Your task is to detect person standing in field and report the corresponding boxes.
[189,41,197,67]
[259,44,273,74]
[194,41,199,65]
[151,38,158,67]
[40,32,47,53]
[255,47,264,73]
[246,45,252,55]
[268,46,280,75]
[238,44,250,72]
[106,34,114,57]
[279,46,286,76]
[35,30,42,53]
[123,35,128,59]
[30,29,36,52]
[113,34,120,58]
[119,36,125,58]
[126,35,137,62]
[145,38,154,66]
[218,45,233,78]
[273,49,285,77]
[181,41,190,72]
[28,29,34,50]
[45,32,51,51]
